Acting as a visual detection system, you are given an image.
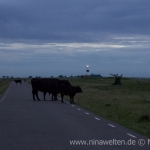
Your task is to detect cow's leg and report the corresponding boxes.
[32,90,36,101]
[48,92,51,100]
[54,95,57,101]
[43,92,46,100]
[52,93,57,101]
[69,95,72,104]
[69,95,74,104]
[52,93,54,101]
[72,96,74,104]
[61,93,64,103]
[35,91,40,101]
[54,93,57,101]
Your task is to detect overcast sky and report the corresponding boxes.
[0,0,150,78]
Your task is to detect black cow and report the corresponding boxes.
[43,80,71,101]
[60,85,83,104]
[31,78,71,101]
[14,80,22,85]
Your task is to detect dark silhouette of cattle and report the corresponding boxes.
[44,80,71,100]
[31,78,71,101]
[14,79,22,85]
[60,85,82,104]
[48,92,57,101]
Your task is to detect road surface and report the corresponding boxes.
[0,81,149,150]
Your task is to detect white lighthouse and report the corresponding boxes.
[86,65,89,76]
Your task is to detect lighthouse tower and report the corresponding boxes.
[86,65,89,76]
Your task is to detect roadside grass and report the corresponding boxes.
[66,77,150,138]
[0,79,10,95]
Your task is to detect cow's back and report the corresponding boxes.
[31,78,62,93]
[60,84,71,95]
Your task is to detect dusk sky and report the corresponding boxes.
[1,0,150,78]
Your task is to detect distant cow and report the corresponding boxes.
[60,85,82,104]
[14,80,22,85]
[31,78,71,101]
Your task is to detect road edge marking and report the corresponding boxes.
[108,124,116,128]
[127,133,137,138]
[0,82,12,102]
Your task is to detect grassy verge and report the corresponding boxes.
[64,77,150,138]
[0,79,10,95]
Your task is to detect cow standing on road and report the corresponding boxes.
[43,80,71,101]
[14,80,22,85]
[31,78,71,101]
[60,85,83,104]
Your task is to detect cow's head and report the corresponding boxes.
[63,80,71,86]
[76,86,83,93]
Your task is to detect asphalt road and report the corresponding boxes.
[0,81,149,150]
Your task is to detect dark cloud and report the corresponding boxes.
[1,0,150,42]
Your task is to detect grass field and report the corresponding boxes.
[66,77,150,138]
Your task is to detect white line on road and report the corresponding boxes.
[85,112,89,115]
[108,124,115,128]
[0,82,12,102]
[95,117,100,120]
[71,105,75,107]
[127,133,137,138]
[77,108,81,110]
